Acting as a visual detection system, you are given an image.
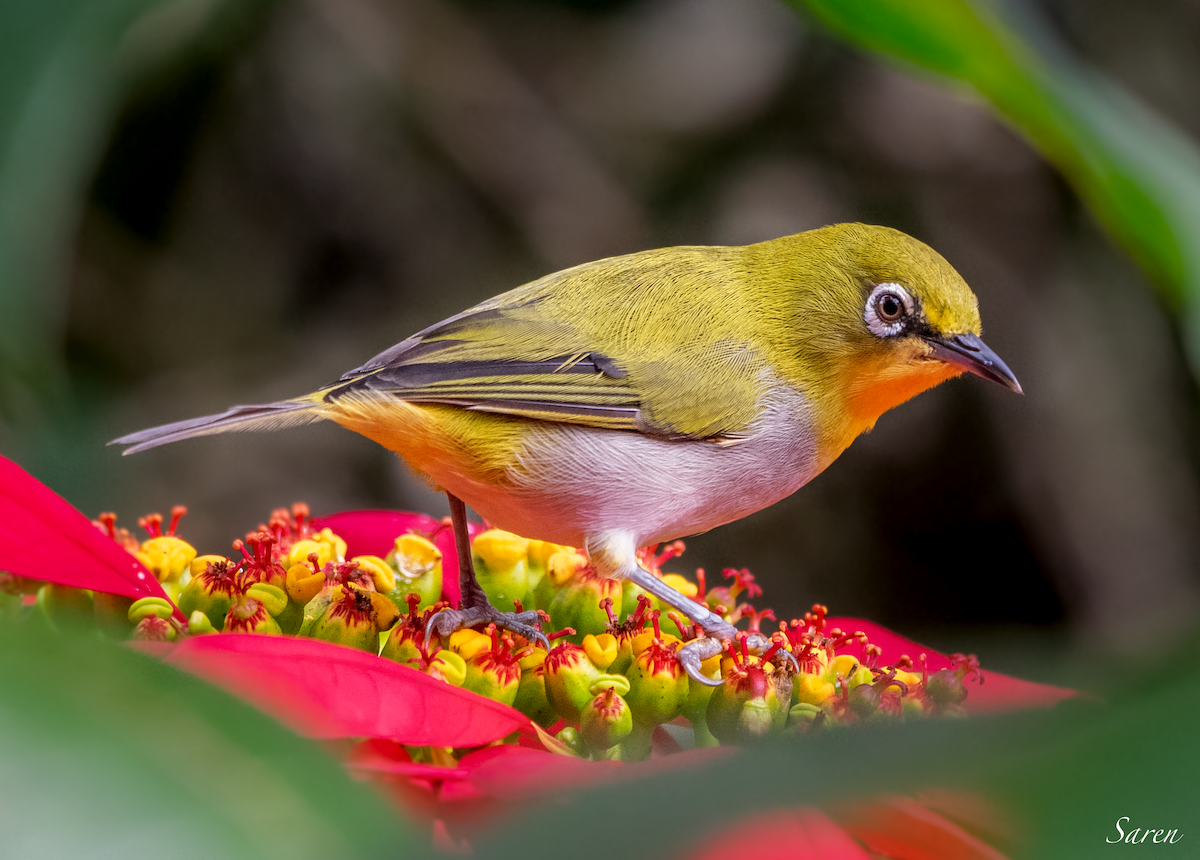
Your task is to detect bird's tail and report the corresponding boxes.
[111,394,329,454]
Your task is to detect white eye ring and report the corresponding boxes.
[864,283,914,338]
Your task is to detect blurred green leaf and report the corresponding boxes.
[0,623,418,859]
[787,0,1200,359]
[0,0,165,425]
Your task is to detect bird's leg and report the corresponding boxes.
[621,557,798,688]
[424,493,549,649]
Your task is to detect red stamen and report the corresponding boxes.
[667,611,694,641]
[98,512,118,539]
[138,513,163,538]
[166,506,187,536]
[232,539,253,562]
[600,597,617,625]
[695,567,707,598]
[546,627,576,642]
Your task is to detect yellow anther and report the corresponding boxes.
[139,536,197,583]
[472,530,530,571]
[352,555,397,593]
[583,633,619,670]
[392,534,441,581]
[631,629,680,656]
[661,573,697,599]
[546,550,587,585]
[285,562,324,604]
[828,654,860,680]
[311,527,347,562]
[518,649,547,672]
[368,591,399,631]
[448,628,492,660]
[288,539,334,569]
[794,673,836,706]
[429,650,467,687]
[189,555,229,578]
[527,539,573,572]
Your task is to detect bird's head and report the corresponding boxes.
[757,223,1020,454]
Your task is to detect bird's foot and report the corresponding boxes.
[678,624,800,687]
[424,603,550,651]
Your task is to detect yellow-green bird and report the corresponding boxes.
[114,223,1020,682]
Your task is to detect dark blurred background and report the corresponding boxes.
[3,0,1199,668]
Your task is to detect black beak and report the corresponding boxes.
[924,332,1023,394]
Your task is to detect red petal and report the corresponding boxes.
[312,509,483,606]
[686,807,874,860]
[832,795,1012,860]
[165,633,530,746]
[0,455,178,611]
[460,744,733,801]
[827,617,1075,712]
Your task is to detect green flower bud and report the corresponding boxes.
[93,592,135,638]
[543,643,602,722]
[473,530,531,614]
[554,725,585,757]
[36,583,93,630]
[178,557,240,628]
[706,639,787,744]
[187,610,218,635]
[512,649,556,727]
[303,585,394,652]
[548,565,622,641]
[925,668,968,708]
[385,534,443,610]
[223,583,287,636]
[526,542,574,611]
[786,702,825,734]
[580,676,633,754]
[625,639,688,729]
[132,615,177,642]
[461,629,521,708]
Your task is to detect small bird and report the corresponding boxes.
[115,223,1020,682]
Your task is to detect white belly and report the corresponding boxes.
[460,385,821,547]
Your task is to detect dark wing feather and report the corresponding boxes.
[320,304,644,431]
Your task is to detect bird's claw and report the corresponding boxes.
[678,636,725,687]
[424,604,550,651]
[677,631,800,687]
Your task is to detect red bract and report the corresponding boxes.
[165,633,531,746]
[312,509,483,606]
[830,795,1012,860]
[689,807,874,860]
[0,455,179,614]
[826,617,1076,713]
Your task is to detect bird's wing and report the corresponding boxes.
[319,252,769,441]
[321,301,646,433]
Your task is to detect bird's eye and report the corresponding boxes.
[864,282,915,338]
[876,293,903,322]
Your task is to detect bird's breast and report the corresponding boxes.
[470,382,823,547]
